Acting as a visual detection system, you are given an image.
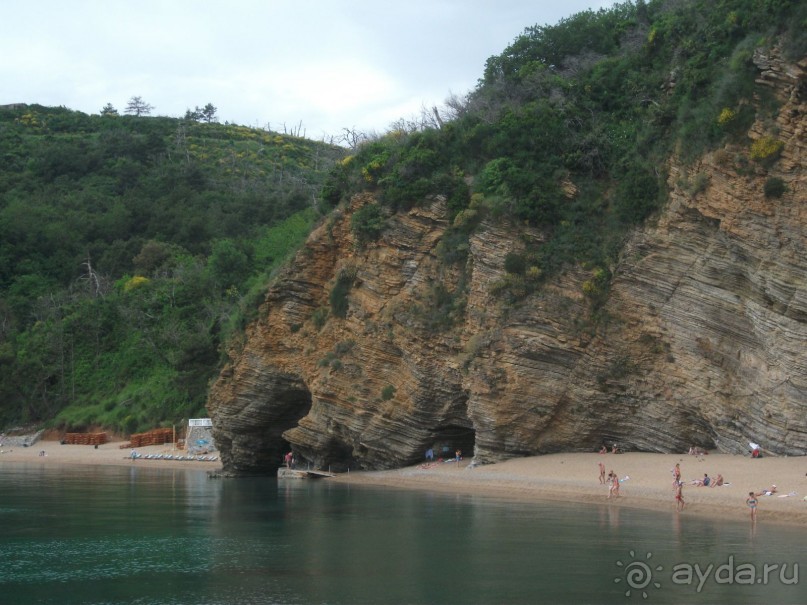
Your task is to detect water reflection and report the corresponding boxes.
[0,464,805,605]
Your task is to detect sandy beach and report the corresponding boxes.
[0,439,222,472]
[333,451,807,526]
[3,441,807,526]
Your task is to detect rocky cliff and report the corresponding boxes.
[208,49,806,475]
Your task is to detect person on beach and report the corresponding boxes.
[598,461,606,484]
[675,481,685,511]
[455,450,462,466]
[710,473,724,487]
[599,445,608,454]
[746,492,758,521]
[130,449,137,461]
[691,473,711,486]
[607,471,620,498]
[672,463,681,487]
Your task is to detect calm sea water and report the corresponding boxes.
[0,463,804,605]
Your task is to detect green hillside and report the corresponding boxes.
[327,0,803,287]
[1,0,804,435]
[0,105,344,432]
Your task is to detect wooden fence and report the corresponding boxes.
[63,432,108,446]
[121,428,176,449]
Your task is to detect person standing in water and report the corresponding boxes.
[607,471,620,498]
[675,481,685,511]
[746,492,758,521]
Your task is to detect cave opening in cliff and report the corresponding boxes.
[251,375,313,475]
[431,424,476,460]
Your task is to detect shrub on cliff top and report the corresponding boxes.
[350,203,386,247]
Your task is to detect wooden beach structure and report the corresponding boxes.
[277,468,336,479]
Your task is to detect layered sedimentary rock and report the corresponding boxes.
[208,50,805,475]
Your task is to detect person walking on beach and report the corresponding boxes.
[607,471,620,498]
[746,492,758,521]
[598,461,606,484]
[675,481,685,511]
[672,463,681,487]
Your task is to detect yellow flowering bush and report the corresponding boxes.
[750,136,784,163]
[361,157,386,184]
[717,107,736,126]
[18,113,40,128]
[582,267,609,300]
[123,276,150,292]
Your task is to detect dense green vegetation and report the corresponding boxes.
[0,105,344,431]
[2,0,803,434]
[330,0,803,288]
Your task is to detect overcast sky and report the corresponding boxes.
[2,1,615,140]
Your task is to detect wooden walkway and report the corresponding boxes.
[277,468,336,479]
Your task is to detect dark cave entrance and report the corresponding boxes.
[430,424,476,460]
[248,374,313,475]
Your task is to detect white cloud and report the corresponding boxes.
[0,0,617,137]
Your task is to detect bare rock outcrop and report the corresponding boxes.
[208,51,806,475]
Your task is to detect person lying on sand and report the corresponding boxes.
[690,473,711,487]
[756,484,777,496]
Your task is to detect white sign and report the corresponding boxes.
[188,418,213,427]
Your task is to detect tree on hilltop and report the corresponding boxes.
[200,103,218,123]
[125,96,154,117]
[185,103,218,123]
[100,102,119,116]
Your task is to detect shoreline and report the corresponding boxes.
[0,439,222,472]
[3,442,807,526]
[332,452,807,527]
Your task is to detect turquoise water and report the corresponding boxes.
[0,463,804,605]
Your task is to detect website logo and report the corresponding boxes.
[614,551,663,598]
[614,551,799,599]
